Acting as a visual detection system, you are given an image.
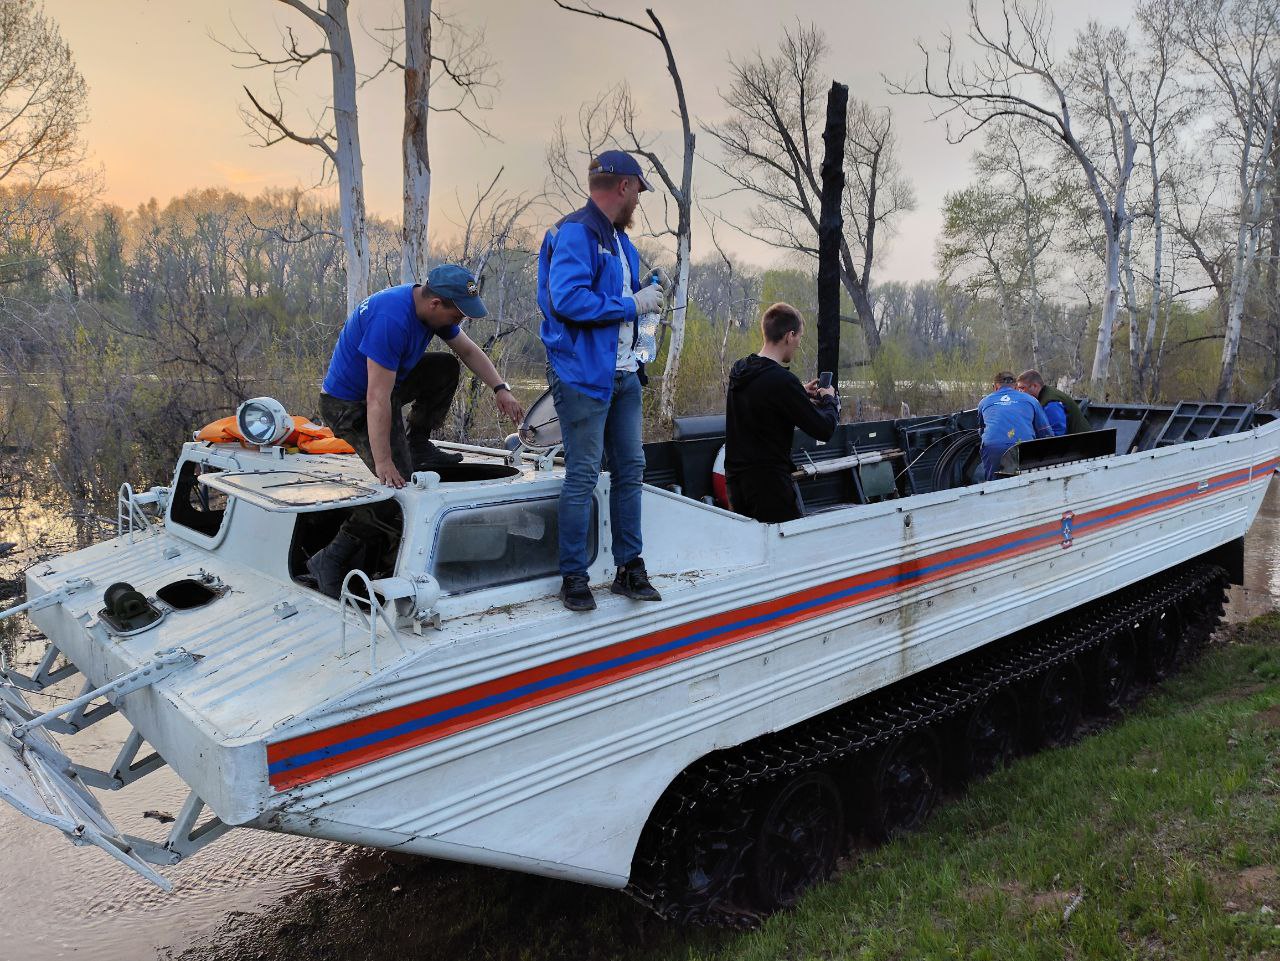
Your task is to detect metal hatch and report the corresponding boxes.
[0,685,173,889]
[198,469,393,513]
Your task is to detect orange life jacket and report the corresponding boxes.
[196,415,356,455]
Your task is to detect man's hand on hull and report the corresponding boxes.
[496,389,524,425]
[375,460,406,488]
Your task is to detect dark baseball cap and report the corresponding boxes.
[590,150,653,192]
[426,263,487,318]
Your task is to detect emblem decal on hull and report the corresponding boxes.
[1061,511,1075,549]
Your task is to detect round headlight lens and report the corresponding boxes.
[235,397,291,446]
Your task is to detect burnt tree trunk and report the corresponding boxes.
[817,81,848,387]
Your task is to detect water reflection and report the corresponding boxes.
[0,480,1276,960]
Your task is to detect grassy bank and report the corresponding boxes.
[180,615,1280,961]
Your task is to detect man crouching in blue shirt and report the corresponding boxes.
[537,151,665,612]
[977,370,1052,480]
[308,264,524,596]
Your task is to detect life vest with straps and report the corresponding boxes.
[196,415,356,455]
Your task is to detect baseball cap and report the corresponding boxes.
[426,263,487,318]
[590,150,653,192]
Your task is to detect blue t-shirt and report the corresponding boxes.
[978,387,1051,449]
[321,284,461,402]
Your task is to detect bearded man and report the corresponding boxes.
[536,150,665,612]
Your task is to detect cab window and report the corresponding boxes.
[430,498,594,594]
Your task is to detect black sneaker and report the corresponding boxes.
[611,558,662,601]
[411,438,464,470]
[560,573,596,612]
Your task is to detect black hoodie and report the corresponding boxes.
[725,354,839,479]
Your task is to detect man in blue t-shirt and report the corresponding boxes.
[308,263,524,596]
[977,371,1052,480]
[318,263,523,486]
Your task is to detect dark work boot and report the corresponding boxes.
[306,530,362,598]
[560,573,596,612]
[611,558,662,602]
[409,435,463,470]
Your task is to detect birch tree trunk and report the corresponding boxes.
[1091,224,1124,388]
[1143,141,1164,400]
[321,1,369,313]
[401,0,431,284]
[1218,72,1280,400]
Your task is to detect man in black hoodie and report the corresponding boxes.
[725,303,839,522]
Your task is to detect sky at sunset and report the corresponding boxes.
[52,0,1128,283]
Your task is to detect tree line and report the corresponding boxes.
[0,0,1278,518]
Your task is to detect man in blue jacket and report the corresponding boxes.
[977,371,1052,480]
[537,150,665,612]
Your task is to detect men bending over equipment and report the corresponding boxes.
[725,303,839,523]
[1016,369,1089,437]
[978,371,1052,481]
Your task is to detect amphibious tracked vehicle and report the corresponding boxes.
[1,397,1275,921]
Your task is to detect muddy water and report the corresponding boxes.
[0,501,377,961]
[0,480,1278,961]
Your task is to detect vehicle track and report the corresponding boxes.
[627,560,1230,925]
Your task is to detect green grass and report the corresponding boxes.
[671,613,1280,961]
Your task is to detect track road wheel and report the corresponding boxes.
[748,772,844,912]
[1031,661,1084,748]
[961,690,1020,779]
[1088,631,1136,713]
[1181,578,1226,654]
[1142,605,1184,681]
[864,732,940,841]
[666,795,754,921]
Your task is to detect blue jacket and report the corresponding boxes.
[538,199,641,400]
[978,387,1052,449]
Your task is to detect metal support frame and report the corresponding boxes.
[72,728,167,791]
[6,648,199,742]
[339,569,408,671]
[124,790,232,866]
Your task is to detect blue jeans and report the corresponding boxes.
[548,365,645,577]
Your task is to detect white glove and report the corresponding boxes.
[630,284,664,315]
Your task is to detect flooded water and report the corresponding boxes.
[0,480,1277,961]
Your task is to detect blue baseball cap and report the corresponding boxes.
[425,263,487,318]
[590,150,653,192]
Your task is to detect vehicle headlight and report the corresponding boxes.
[236,397,292,446]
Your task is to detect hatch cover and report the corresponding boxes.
[198,469,393,513]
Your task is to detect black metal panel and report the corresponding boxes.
[1153,402,1255,447]
[1001,428,1117,474]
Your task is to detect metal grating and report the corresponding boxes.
[1153,402,1254,447]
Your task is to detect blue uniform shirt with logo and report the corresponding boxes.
[978,386,1052,449]
[321,284,460,402]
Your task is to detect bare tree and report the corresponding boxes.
[551,2,695,423]
[1176,0,1280,399]
[892,1,1138,392]
[708,23,915,361]
[1115,0,1192,398]
[226,0,370,314]
[367,3,500,284]
[0,0,86,191]
[0,0,96,258]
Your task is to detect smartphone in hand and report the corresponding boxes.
[818,371,833,390]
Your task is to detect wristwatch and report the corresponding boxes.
[493,382,511,394]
